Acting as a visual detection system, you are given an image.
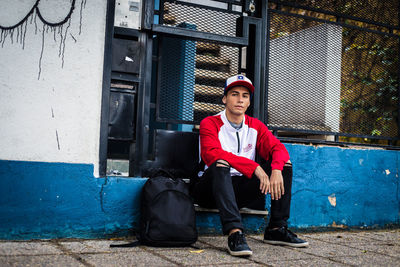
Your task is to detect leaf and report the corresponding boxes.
[190,250,204,253]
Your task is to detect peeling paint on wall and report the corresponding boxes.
[328,193,336,207]
[331,221,347,228]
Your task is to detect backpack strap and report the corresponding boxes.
[150,169,175,179]
[110,240,141,248]
[111,241,199,248]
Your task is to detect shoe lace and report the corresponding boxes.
[234,233,246,246]
[282,227,298,238]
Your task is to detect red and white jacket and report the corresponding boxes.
[199,110,290,178]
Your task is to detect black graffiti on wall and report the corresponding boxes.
[0,0,87,79]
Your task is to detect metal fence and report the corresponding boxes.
[265,0,399,145]
[155,0,399,146]
[156,0,243,124]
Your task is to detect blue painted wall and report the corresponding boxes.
[285,144,399,229]
[0,160,146,240]
[0,144,399,240]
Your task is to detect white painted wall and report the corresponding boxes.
[0,0,107,176]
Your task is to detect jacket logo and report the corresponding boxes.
[243,144,253,153]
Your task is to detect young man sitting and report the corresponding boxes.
[191,75,308,256]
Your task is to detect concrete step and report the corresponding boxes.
[196,42,221,57]
[181,180,267,216]
[196,55,230,72]
[194,84,224,104]
[194,84,224,96]
[197,55,230,66]
[193,101,224,113]
[194,101,224,121]
[195,204,268,216]
[195,69,228,87]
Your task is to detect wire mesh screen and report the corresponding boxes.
[162,1,241,36]
[157,1,242,124]
[157,35,240,123]
[340,29,398,137]
[266,10,399,138]
[274,0,399,27]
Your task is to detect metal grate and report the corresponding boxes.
[340,28,398,137]
[157,35,240,123]
[266,10,399,138]
[157,1,243,124]
[161,1,241,36]
[274,0,399,28]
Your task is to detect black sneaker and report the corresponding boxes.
[264,227,309,247]
[228,231,253,257]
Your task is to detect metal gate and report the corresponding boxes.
[264,0,399,146]
[155,0,255,124]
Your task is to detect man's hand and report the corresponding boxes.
[270,170,284,200]
[254,166,270,195]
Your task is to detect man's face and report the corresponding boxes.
[222,86,251,117]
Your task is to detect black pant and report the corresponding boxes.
[191,161,293,235]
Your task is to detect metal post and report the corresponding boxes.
[239,1,268,121]
[397,1,400,140]
[98,0,116,177]
[246,21,257,117]
[264,1,271,126]
[259,0,268,123]
[131,32,153,177]
[130,0,154,176]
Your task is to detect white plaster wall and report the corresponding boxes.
[324,25,342,132]
[268,24,342,132]
[0,0,107,176]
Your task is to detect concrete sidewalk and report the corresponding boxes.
[0,229,399,266]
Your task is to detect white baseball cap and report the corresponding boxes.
[224,74,254,95]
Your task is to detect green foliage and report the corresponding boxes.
[340,32,398,138]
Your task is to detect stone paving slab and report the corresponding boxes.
[142,241,210,251]
[150,246,250,266]
[246,238,313,262]
[80,251,174,267]
[267,257,348,267]
[305,229,399,244]
[0,255,84,267]
[0,229,399,267]
[295,238,365,258]
[197,233,336,266]
[327,239,400,259]
[361,230,399,242]
[0,241,62,256]
[330,254,400,266]
[303,231,373,244]
[189,263,264,267]
[60,239,143,254]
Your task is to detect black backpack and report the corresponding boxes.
[111,171,198,248]
[137,175,198,246]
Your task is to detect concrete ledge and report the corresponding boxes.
[195,204,268,216]
[1,142,399,239]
